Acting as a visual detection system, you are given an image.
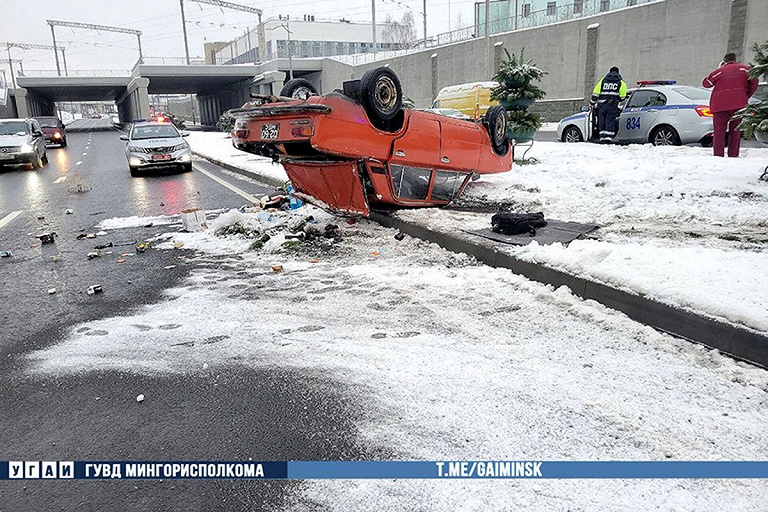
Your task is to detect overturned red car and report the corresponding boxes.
[231,67,513,216]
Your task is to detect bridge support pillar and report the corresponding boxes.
[116,77,150,122]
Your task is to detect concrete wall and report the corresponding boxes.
[320,0,757,121]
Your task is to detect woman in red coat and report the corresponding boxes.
[703,52,758,157]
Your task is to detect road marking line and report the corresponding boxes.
[193,164,259,204]
[76,161,82,166]
[53,176,67,184]
[82,152,87,156]
[0,210,23,229]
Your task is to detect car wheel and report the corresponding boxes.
[650,126,680,146]
[562,126,584,143]
[360,67,403,123]
[129,166,141,177]
[30,153,43,170]
[182,163,193,173]
[485,105,509,155]
[279,79,318,100]
[60,138,67,147]
[42,151,48,165]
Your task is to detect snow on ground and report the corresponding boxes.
[186,131,288,184]
[186,132,768,333]
[25,208,768,509]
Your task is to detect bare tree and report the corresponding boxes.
[454,11,467,30]
[382,11,417,47]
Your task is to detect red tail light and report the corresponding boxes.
[291,125,314,137]
[235,129,249,139]
[695,106,712,117]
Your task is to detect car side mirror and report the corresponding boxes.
[580,105,590,112]
[33,130,44,138]
[181,131,189,137]
[119,134,129,141]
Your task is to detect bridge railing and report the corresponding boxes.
[19,69,131,77]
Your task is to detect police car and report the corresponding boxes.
[557,81,714,146]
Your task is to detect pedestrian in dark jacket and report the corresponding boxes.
[702,52,758,157]
[590,67,628,143]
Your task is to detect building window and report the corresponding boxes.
[600,0,610,11]
[574,0,583,13]
[522,3,531,16]
[547,2,556,15]
[627,0,637,5]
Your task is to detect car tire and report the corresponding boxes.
[360,67,403,123]
[182,163,193,173]
[30,153,43,170]
[60,138,67,147]
[562,126,584,143]
[485,105,509,155]
[42,151,48,165]
[129,166,141,177]
[650,126,681,146]
[279,79,318,100]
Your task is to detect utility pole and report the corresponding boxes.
[187,0,264,62]
[2,42,66,80]
[423,0,428,47]
[5,44,15,88]
[50,25,61,76]
[180,0,191,64]
[485,0,490,38]
[283,20,293,80]
[372,0,376,54]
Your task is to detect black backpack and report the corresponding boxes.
[491,212,547,236]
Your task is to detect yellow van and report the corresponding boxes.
[431,82,499,119]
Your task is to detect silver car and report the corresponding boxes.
[557,82,714,146]
[120,121,192,176]
[0,118,48,169]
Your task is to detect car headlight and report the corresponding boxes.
[179,154,191,162]
[20,142,35,153]
[173,143,189,151]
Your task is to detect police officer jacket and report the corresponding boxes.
[591,71,628,105]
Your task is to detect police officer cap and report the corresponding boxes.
[610,66,619,73]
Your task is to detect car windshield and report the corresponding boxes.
[0,121,28,136]
[36,118,60,128]
[131,124,179,140]
[754,83,768,102]
[672,86,711,101]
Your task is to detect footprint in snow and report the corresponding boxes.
[202,335,230,345]
[297,325,325,333]
[158,324,182,330]
[84,330,109,336]
[132,324,153,332]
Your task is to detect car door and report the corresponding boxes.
[617,89,664,143]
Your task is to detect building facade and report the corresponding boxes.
[213,17,401,65]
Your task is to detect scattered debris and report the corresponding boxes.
[136,242,151,253]
[36,215,45,220]
[96,231,107,236]
[65,209,74,215]
[394,232,406,241]
[37,233,56,244]
[309,259,319,263]
[94,242,113,250]
[136,394,145,403]
[347,218,356,225]
[173,242,184,249]
[164,265,177,270]
[76,233,98,240]
[0,251,11,258]
[87,285,103,295]
[48,288,56,295]
[144,222,154,228]
[116,259,126,264]
[180,208,208,232]
[87,251,101,260]
[272,265,283,273]
[51,255,60,262]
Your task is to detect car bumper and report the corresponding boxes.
[44,134,66,144]
[127,149,192,167]
[0,151,37,164]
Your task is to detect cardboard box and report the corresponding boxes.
[180,208,208,232]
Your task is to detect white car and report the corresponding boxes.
[120,121,192,176]
[557,81,715,146]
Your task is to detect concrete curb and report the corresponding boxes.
[192,154,768,368]
[191,151,286,190]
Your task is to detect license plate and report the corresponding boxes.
[151,154,172,161]
[261,123,279,140]
[0,154,13,160]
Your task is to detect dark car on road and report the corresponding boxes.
[34,116,68,147]
[0,118,48,170]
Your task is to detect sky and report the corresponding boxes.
[0,0,478,75]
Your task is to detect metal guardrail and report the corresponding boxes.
[19,69,131,77]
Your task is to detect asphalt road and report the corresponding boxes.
[0,127,370,510]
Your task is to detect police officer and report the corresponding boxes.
[590,66,628,143]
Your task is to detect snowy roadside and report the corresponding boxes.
[26,207,768,510]
[188,132,768,334]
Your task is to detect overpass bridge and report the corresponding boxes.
[7,59,323,125]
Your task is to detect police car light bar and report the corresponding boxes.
[637,80,677,86]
